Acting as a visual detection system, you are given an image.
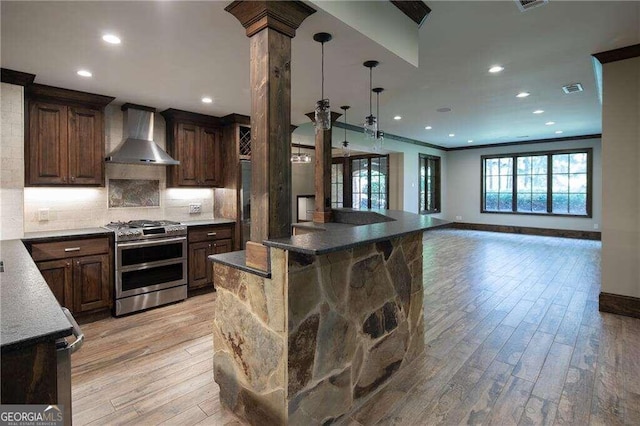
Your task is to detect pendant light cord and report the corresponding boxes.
[344,109,347,140]
[369,67,373,115]
[321,42,325,100]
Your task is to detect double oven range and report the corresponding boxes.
[104,220,188,316]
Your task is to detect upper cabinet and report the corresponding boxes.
[161,109,223,188]
[25,84,114,186]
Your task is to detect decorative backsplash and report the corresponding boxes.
[109,179,160,208]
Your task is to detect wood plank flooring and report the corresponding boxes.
[72,229,640,425]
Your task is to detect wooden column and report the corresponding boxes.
[226,1,315,271]
[305,111,342,223]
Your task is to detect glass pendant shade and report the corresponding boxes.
[340,105,351,157]
[372,87,385,150]
[315,99,331,132]
[364,115,377,139]
[342,141,350,157]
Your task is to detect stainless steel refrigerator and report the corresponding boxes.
[240,160,251,249]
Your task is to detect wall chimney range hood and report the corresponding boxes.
[105,103,179,165]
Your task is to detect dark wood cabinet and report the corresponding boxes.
[31,236,112,316]
[187,224,234,290]
[161,109,223,188]
[25,84,114,186]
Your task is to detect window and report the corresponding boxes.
[330,163,344,208]
[481,148,592,216]
[331,155,389,210]
[419,154,441,214]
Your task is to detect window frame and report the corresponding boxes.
[480,148,593,218]
[419,154,441,214]
[331,154,390,210]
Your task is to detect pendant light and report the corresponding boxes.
[372,87,384,151]
[340,105,351,157]
[313,32,332,133]
[291,144,312,164]
[363,60,379,139]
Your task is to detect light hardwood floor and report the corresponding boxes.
[71,229,640,425]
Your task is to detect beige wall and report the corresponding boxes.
[601,56,640,298]
[446,138,602,232]
[0,83,25,240]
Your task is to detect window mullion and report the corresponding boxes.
[546,154,552,213]
[512,155,517,212]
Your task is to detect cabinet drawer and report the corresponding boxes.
[31,237,110,261]
[189,226,233,243]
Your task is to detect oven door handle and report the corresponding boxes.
[61,307,84,354]
[117,236,187,248]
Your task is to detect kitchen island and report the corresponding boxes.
[209,209,449,424]
[0,239,73,404]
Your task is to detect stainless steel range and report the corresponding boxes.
[104,220,188,316]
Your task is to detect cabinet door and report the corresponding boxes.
[27,102,68,185]
[200,126,221,187]
[73,254,110,313]
[36,259,73,310]
[68,107,104,185]
[176,123,199,186]
[188,241,213,290]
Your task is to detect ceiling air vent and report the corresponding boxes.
[562,83,584,94]
[515,0,548,12]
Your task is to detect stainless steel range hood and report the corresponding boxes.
[105,104,179,166]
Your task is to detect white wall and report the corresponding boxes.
[0,83,25,240]
[601,56,640,299]
[446,138,602,231]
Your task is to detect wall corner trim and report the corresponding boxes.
[1,68,36,86]
[599,292,640,319]
[592,44,640,64]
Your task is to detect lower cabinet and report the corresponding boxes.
[31,237,112,316]
[188,225,233,290]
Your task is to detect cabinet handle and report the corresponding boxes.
[64,247,81,252]
[213,243,217,248]
[71,176,76,182]
[62,177,67,182]
[208,244,212,248]
[207,232,217,237]
[66,262,70,268]
[77,261,80,266]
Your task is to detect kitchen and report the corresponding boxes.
[2,1,640,425]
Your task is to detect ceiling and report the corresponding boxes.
[2,1,638,149]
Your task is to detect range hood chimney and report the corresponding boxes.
[105,103,179,166]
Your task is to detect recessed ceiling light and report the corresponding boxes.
[489,65,504,73]
[102,34,121,44]
[533,110,544,114]
[467,139,474,143]
[555,130,563,134]
[393,115,402,120]
[77,70,92,78]
[437,107,452,113]
[425,126,432,130]
[516,92,530,98]
[545,121,555,126]
[201,97,213,104]
[448,133,455,137]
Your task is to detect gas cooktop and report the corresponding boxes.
[104,220,186,242]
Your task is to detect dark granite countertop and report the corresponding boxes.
[23,227,113,242]
[182,218,236,227]
[208,250,271,278]
[1,240,72,352]
[265,209,450,255]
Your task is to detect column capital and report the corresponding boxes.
[225,1,316,38]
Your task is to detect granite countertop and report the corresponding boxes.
[181,218,236,227]
[208,250,271,279]
[265,209,450,255]
[23,227,114,242]
[0,239,72,352]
